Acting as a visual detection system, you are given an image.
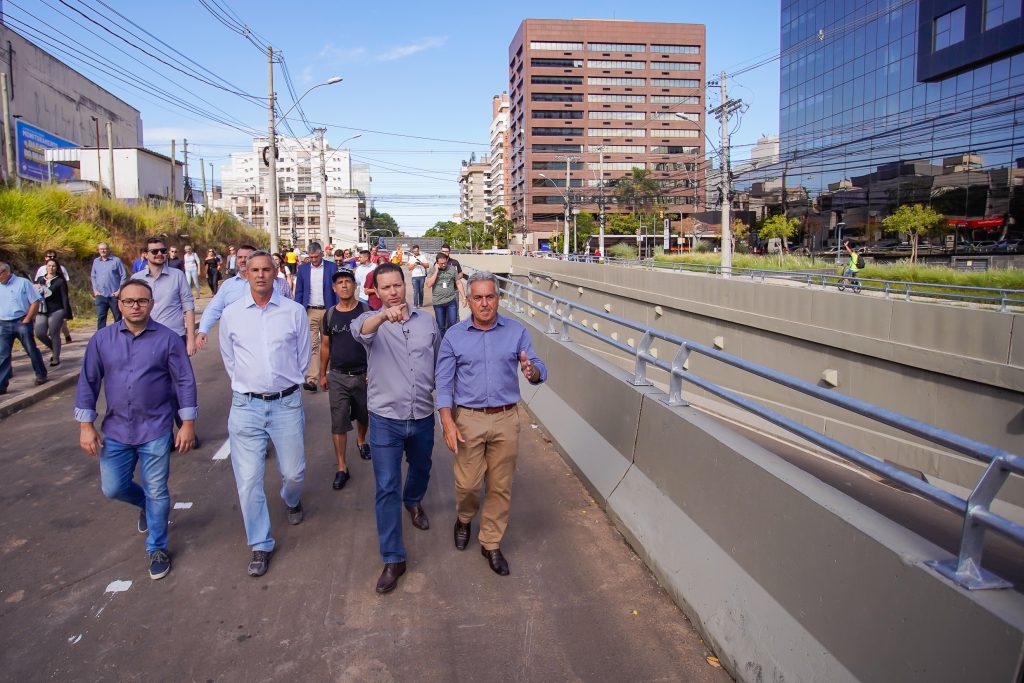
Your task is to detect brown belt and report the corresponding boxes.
[457,403,517,414]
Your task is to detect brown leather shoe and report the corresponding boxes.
[481,546,510,576]
[405,503,429,530]
[375,561,406,593]
[454,519,471,550]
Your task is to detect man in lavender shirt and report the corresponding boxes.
[75,279,197,581]
[352,262,440,594]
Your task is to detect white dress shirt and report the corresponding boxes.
[308,263,325,307]
[354,263,376,302]
[218,290,310,394]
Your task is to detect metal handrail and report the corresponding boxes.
[505,254,1024,311]
[496,271,1024,590]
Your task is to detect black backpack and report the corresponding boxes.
[855,253,865,269]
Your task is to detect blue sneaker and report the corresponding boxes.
[149,550,171,580]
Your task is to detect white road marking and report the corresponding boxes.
[103,580,132,593]
[212,440,230,461]
[68,634,82,644]
[173,502,193,510]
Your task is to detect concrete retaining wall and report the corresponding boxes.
[516,313,1024,683]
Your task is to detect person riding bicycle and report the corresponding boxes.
[840,240,863,291]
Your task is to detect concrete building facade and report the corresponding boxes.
[507,19,706,245]
[459,156,491,223]
[489,92,511,221]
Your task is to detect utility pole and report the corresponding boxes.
[1,72,18,188]
[106,120,115,198]
[556,154,578,256]
[314,127,329,247]
[169,139,175,204]
[266,45,280,254]
[183,138,191,216]
[91,116,101,198]
[708,70,743,277]
[200,156,209,215]
[598,145,606,260]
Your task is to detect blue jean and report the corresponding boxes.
[95,295,122,329]
[369,413,435,563]
[433,299,458,337]
[99,433,172,553]
[185,270,201,298]
[0,319,47,391]
[411,276,425,308]
[228,391,306,552]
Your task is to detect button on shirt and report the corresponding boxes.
[353,309,439,420]
[219,290,310,394]
[91,255,127,297]
[131,266,194,336]
[74,320,198,445]
[0,274,41,320]
[435,314,547,410]
[309,263,325,307]
[199,274,291,334]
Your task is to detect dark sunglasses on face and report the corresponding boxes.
[149,248,168,255]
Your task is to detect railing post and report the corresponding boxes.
[926,458,1013,590]
[884,282,891,299]
[545,302,558,335]
[1001,291,1008,313]
[631,331,654,386]
[662,343,691,406]
[559,304,573,342]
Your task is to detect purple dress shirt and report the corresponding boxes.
[434,314,547,410]
[74,319,198,445]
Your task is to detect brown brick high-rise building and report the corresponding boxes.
[508,19,706,248]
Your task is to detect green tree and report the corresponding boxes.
[881,203,947,263]
[613,168,660,215]
[758,215,801,264]
[730,218,750,252]
[423,220,466,248]
[491,206,514,248]
[366,208,400,238]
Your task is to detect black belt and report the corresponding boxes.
[458,403,517,414]
[244,384,299,401]
[330,368,366,376]
[306,305,326,310]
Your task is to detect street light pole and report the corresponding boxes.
[266,45,280,253]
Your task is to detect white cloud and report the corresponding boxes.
[318,43,368,62]
[377,36,448,61]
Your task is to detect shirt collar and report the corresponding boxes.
[243,288,282,308]
[467,313,505,331]
[115,318,159,336]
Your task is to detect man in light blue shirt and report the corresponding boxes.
[132,236,196,355]
[90,241,127,329]
[435,270,546,576]
[218,250,310,578]
[0,261,47,393]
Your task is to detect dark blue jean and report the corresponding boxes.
[411,276,425,308]
[433,299,458,337]
[95,294,122,329]
[0,319,47,391]
[368,413,434,563]
[99,433,172,553]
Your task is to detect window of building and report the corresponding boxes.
[653,162,699,171]
[531,213,562,222]
[587,144,646,153]
[587,60,646,69]
[588,128,646,137]
[649,145,700,154]
[586,162,644,170]
[531,58,584,68]
[530,41,583,50]
[654,129,699,138]
[588,94,645,103]
[650,112,700,121]
[651,78,700,87]
[533,195,570,204]
[531,178,583,188]
[985,0,1022,29]
[657,62,701,71]
[651,95,700,104]
[533,144,583,153]
[533,92,584,102]
[588,77,646,86]
[532,110,584,119]
[531,75,583,85]
[588,43,646,52]
[532,127,583,136]
[933,6,966,51]
[532,161,583,170]
[588,111,645,120]
[651,45,700,54]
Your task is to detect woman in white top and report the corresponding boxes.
[183,245,202,298]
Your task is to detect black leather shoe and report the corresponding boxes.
[454,519,470,550]
[303,381,318,392]
[375,561,406,593]
[481,546,510,576]
[332,470,350,490]
[405,504,429,530]
[358,443,371,460]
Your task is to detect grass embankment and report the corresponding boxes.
[0,185,269,327]
[654,253,1024,291]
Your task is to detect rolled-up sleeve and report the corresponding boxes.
[352,310,377,348]
[293,305,311,371]
[74,337,104,423]
[518,328,547,383]
[434,334,456,410]
[179,270,195,312]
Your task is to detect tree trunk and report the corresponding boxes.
[911,233,918,263]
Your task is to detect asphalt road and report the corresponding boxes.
[0,318,730,683]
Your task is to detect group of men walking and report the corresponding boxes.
[68,238,547,594]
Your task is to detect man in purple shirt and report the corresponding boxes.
[435,270,547,576]
[75,279,198,581]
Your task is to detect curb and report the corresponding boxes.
[0,369,82,420]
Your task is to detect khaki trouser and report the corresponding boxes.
[305,308,326,383]
[453,406,520,550]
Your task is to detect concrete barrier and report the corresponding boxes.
[516,310,1024,683]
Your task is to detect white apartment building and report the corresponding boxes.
[488,92,511,222]
[459,156,491,224]
[216,135,371,249]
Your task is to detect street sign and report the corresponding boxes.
[663,218,670,250]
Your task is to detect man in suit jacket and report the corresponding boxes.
[294,242,338,392]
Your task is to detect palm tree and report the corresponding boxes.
[613,167,660,215]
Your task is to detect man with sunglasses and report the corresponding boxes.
[132,237,197,357]
[75,279,197,581]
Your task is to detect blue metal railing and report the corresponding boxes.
[494,271,1024,590]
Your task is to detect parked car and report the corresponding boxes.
[996,239,1023,253]
[973,240,999,253]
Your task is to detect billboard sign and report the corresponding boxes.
[16,120,78,182]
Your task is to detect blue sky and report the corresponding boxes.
[9,0,781,235]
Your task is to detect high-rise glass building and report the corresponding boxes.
[769,0,1024,245]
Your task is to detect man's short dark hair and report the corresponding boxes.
[435,251,449,260]
[238,244,258,252]
[412,244,420,250]
[334,249,344,257]
[145,236,165,249]
[374,262,405,283]
[359,249,371,257]
[332,269,356,284]
[441,243,451,250]
[119,279,153,298]
[309,242,323,253]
